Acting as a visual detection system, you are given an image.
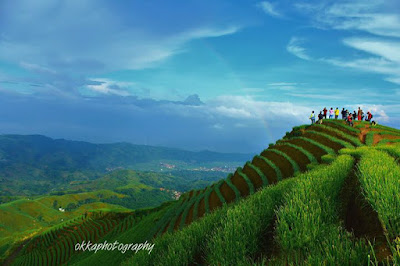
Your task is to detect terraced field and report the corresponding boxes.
[154,120,363,236]
[4,120,400,265]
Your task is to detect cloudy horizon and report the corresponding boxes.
[1,0,399,153]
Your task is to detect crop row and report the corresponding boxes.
[156,124,357,236]
[357,149,400,238]
[273,154,369,264]
[322,120,360,135]
[14,212,136,265]
[126,153,363,265]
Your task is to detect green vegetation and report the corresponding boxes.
[357,149,400,238]
[306,130,355,149]
[274,155,369,264]
[3,122,400,265]
[313,124,362,146]
[225,174,241,201]
[276,142,317,163]
[268,149,300,174]
[323,120,360,134]
[366,132,375,146]
[281,136,335,155]
[0,134,249,197]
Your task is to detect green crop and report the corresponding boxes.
[274,155,369,264]
[357,149,400,238]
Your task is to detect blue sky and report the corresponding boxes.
[0,0,400,153]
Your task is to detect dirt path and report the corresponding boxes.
[372,134,383,146]
[339,162,391,261]
[373,134,400,146]
[358,124,370,144]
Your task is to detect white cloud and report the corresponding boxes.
[320,38,400,85]
[214,106,252,119]
[385,77,400,85]
[286,37,311,60]
[267,82,298,91]
[322,57,397,75]
[106,26,241,70]
[20,62,57,75]
[344,104,391,122]
[240,87,265,93]
[181,26,240,40]
[267,82,297,86]
[296,1,400,38]
[0,0,242,95]
[291,1,400,85]
[162,95,312,124]
[86,78,132,96]
[209,95,310,121]
[288,93,347,100]
[257,1,282,18]
[343,38,400,63]
[0,1,241,71]
[212,123,224,130]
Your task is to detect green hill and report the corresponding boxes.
[0,134,249,197]
[3,120,400,265]
[0,168,227,260]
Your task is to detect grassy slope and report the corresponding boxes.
[6,120,400,265]
[0,190,129,259]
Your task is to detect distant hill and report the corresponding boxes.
[0,134,250,172]
[0,134,250,196]
[4,120,400,265]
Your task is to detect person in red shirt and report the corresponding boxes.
[323,107,327,119]
[357,107,363,121]
[347,113,353,127]
[366,111,373,123]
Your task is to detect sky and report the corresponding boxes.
[1,0,400,153]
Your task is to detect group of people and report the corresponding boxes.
[309,107,375,126]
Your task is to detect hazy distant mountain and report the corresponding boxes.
[0,134,250,172]
[0,134,250,196]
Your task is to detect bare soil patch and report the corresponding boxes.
[260,150,293,178]
[185,203,195,225]
[251,156,278,184]
[208,190,222,212]
[242,163,264,190]
[283,139,327,162]
[219,181,236,204]
[302,132,344,151]
[373,134,400,145]
[230,172,250,197]
[271,145,310,171]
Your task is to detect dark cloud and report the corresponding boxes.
[182,94,204,106]
[0,92,300,153]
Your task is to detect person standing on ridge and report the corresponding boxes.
[323,107,327,119]
[352,111,357,121]
[317,111,324,124]
[310,111,315,124]
[329,108,334,119]
[341,108,346,119]
[335,107,340,119]
[366,111,374,123]
[358,107,363,121]
[347,113,354,127]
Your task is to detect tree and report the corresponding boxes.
[65,203,77,212]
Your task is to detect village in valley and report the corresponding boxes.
[159,162,236,173]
